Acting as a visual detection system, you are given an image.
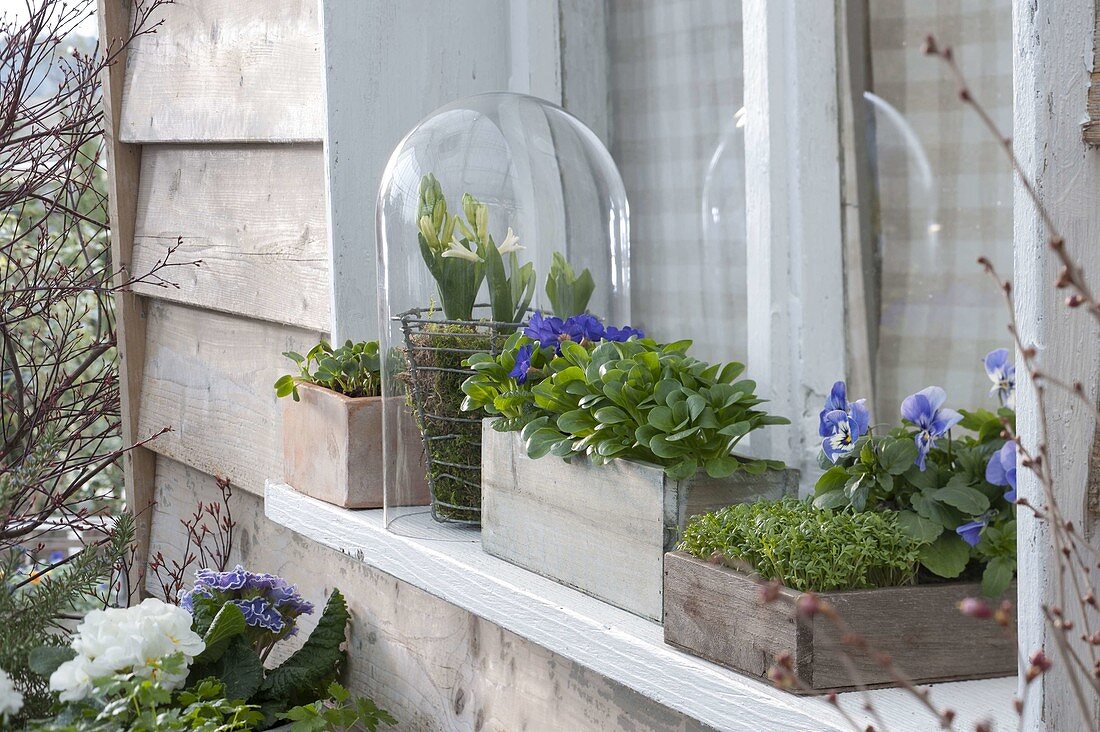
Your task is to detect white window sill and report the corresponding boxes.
[265,482,1017,731]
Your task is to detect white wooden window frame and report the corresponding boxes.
[308,0,1091,726]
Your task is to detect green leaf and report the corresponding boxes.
[879,438,919,475]
[704,455,739,478]
[594,406,629,424]
[981,556,1016,598]
[259,589,350,710]
[815,466,849,495]
[813,490,851,510]
[896,510,943,544]
[933,482,991,515]
[557,409,597,435]
[28,645,75,676]
[919,533,972,578]
[524,427,563,459]
[194,602,248,665]
[216,636,264,701]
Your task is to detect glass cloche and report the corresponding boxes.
[375,92,631,531]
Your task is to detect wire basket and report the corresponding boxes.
[397,305,524,525]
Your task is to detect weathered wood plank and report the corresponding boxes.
[120,0,323,143]
[663,551,809,683]
[663,552,1017,693]
[131,144,330,331]
[137,301,323,495]
[147,462,738,730]
[481,425,797,620]
[99,0,156,597]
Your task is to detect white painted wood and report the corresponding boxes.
[481,425,798,621]
[120,0,323,143]
[131,144,330,331]
[265,482,1018,731]
[1013,1,1100,729]
[741,1,848,483]
[320,0,604,341]
[151,459,743,731]
[137,301,323,495]
[99,0,156,596]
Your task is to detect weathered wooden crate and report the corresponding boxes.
[663,551,1017,693]
[481,423,799,620]
[282,384,428,508]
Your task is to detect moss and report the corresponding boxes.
[404,323,496,523]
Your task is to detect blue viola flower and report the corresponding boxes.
[985,440,1018,503]
[818,381,868,438]
[984,349,1016,408]
[604,325,645,342]
[524,311,566,350]
[508,344,534,384]
[563,313,605,343]
[900,386,963,471]
[820,403,870,463]
[955,517,988,547]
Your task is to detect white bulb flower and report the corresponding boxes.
[51,598,204,702]
[0,667,23,717]
[440,236,482,263]
[496,227,524,255]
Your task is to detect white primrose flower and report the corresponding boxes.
[0,667,23,717]
[496,227,524,255]
[51,598,204,702]
[440,236,482,263]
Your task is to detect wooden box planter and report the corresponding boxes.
[282,383,429,508]
[481,423,799,620]
[663,551,1017,693]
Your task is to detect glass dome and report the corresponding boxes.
[376,92,630,531]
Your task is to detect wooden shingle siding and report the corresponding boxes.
[137,300,323,496]
[131,144,330,331]
[120,0,323,143]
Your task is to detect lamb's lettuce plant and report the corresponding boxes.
[813,350,1018,596]
[463,324,789,481]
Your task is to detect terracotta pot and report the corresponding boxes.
[282,383,429,508]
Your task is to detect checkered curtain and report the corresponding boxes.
[607,0,1012,420]
[868,0,1014,418]
[608,0,746,366]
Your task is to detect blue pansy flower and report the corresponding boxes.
[984,349,1015,408]
[524,312,566,350]
[818,381,867,438]
[604,325,645,342]
[956,517,988,547]
[986,441,1017,503]
[820,404,870,463]
[900,386,963,471]
[564,313,605,343]
[508,344,534,384]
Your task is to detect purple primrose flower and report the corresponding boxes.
[604,325,645,342]
[986,441,1018,503]
[564,313,605,343]
[900,386,963,471]
[524,312,566,350]
[232,597,285,633]
[983,348,1016,408]
[508,344,535,384]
